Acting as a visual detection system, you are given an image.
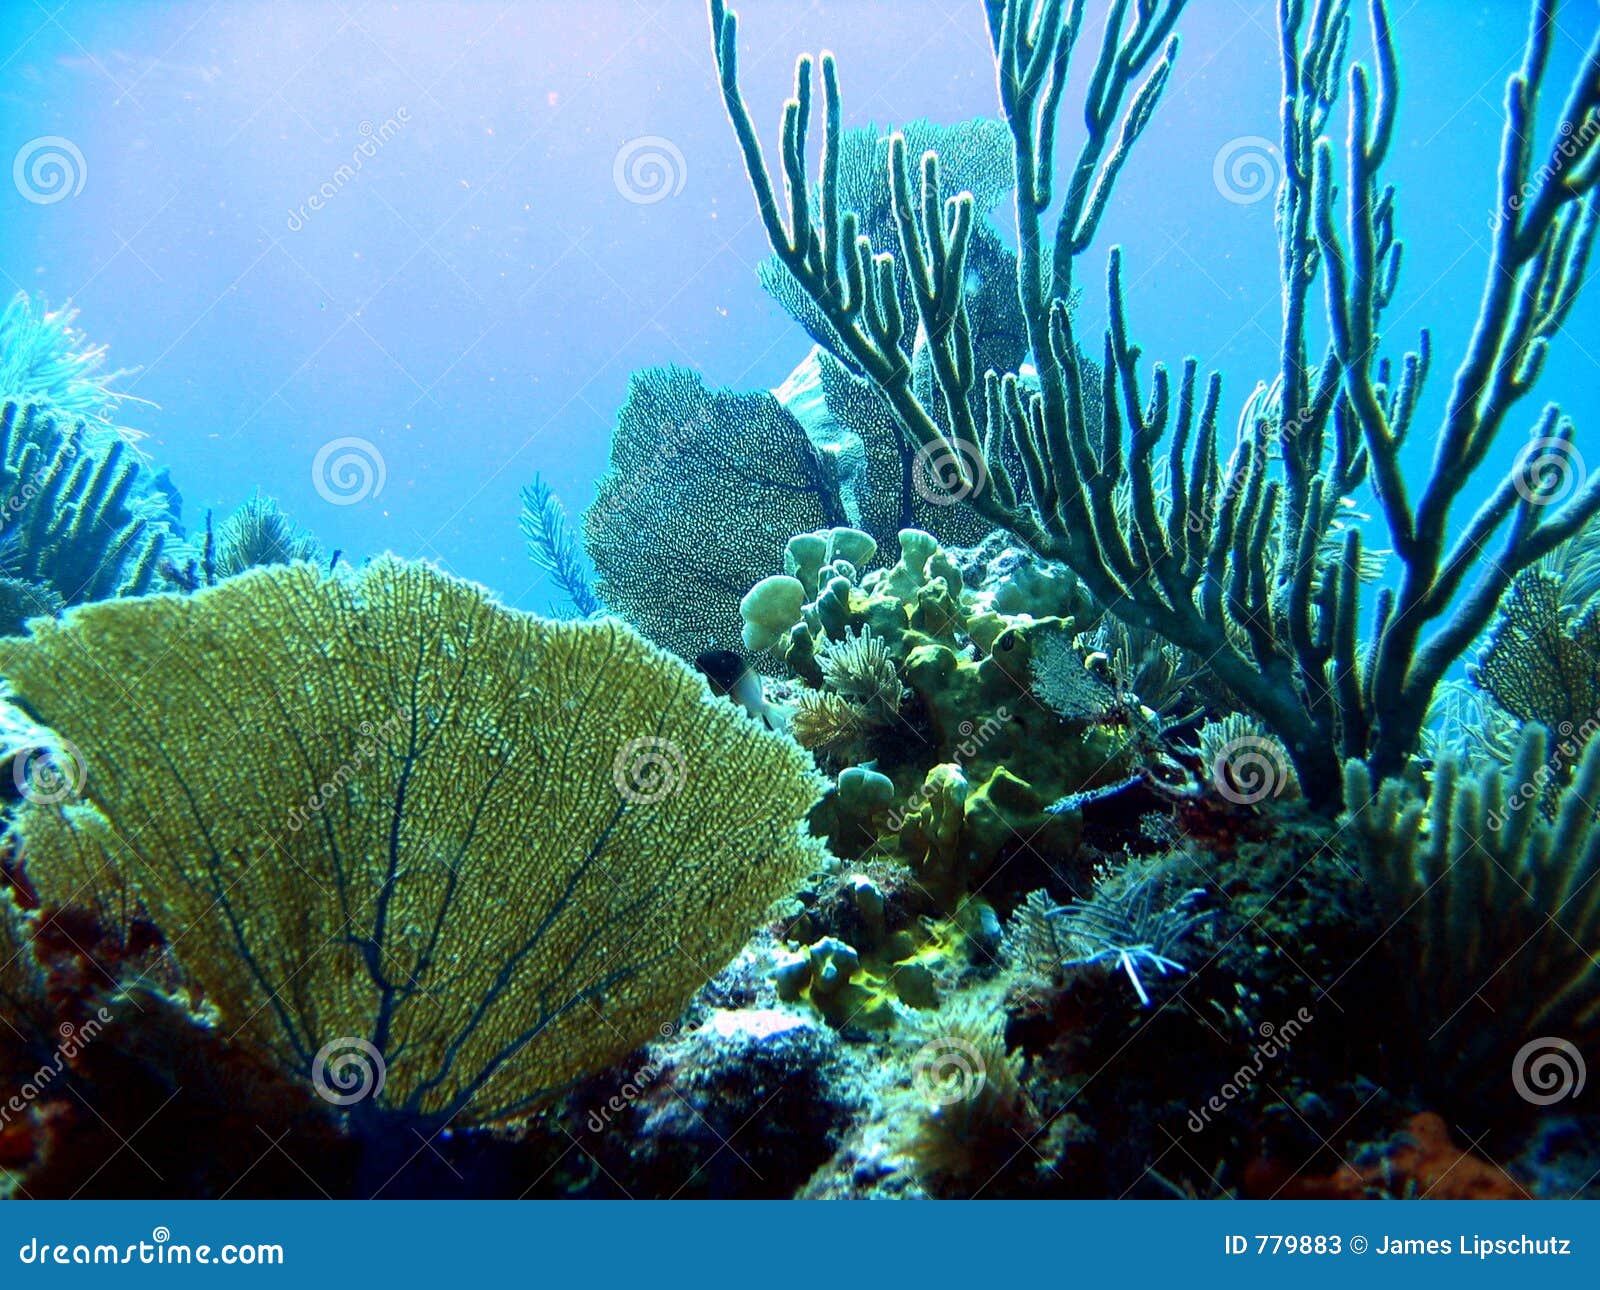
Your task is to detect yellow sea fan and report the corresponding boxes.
[4,557,830,1127]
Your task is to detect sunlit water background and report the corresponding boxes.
[1,0,1595,614]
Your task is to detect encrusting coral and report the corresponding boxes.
[742,525,1157,909]
[1248,1112,1532,1200]
[709,0,1600,805]
[4,558,829,1134]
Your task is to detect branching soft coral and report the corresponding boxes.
[0,293,147,443]
[708,0,1600,805]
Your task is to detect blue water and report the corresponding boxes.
[1,0,1595,609]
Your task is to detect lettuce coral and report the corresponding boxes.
[742,526,1141,902]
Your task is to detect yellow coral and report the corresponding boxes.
[5,558,829,1126]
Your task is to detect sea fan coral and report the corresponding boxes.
[1469,567,1600,777]
[210,491,324,580]
[1029,631,1121,723]
[5,558,830,1131]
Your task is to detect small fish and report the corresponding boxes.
[695,648,782,732]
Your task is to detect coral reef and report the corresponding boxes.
[578,114,1067,663]
[887,990,1034,1191]
[758,117,1017,386]
[0,869,349,1199]
[6,0,1597,1207]
[741,526,1155,911]
[5,558,829,1146]
[710,0,1600,804]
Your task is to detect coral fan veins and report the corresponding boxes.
[3,558,828,1128]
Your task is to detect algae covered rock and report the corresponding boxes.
[577,1005,859,1198]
